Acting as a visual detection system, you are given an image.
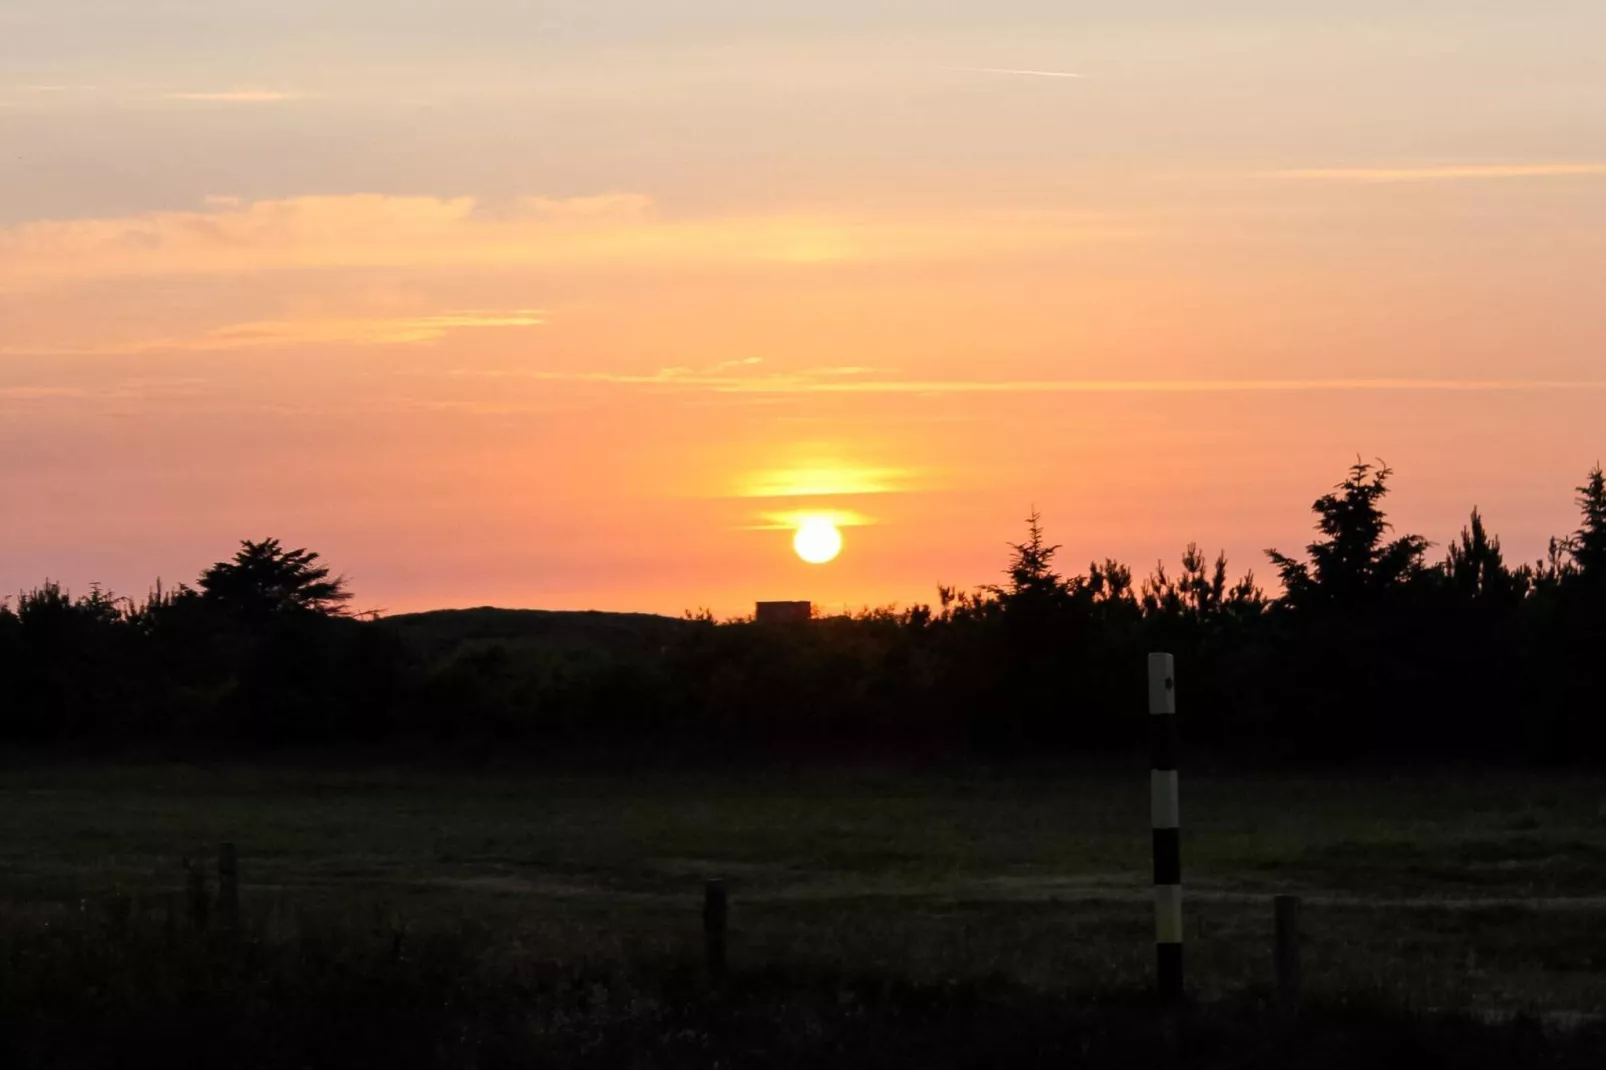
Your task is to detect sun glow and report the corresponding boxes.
[792,517,843,564]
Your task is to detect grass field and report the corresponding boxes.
[2,761,1604,1018]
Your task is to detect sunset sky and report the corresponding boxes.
[3,1,1604,616]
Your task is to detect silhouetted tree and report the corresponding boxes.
[1519,465,1606,757]
[199,539,352,618]
[1260,462,1438,757]
[1267,460,1430,612]
[1088,559,1137,605]
[1,582,143,741]
[993,510,1066,605]
[4,463,1606,764]
[1142,544,1263,621]
[1565,464,1606,585]
[1442,508,1530,608]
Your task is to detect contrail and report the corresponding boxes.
[948,66,1086,79]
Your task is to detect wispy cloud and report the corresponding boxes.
[2,86,298,109]
[706,357,765,373]
[160,90,300,103]
[190,309,543,348]
[0,386,88,399]
[493,367,1606,396]
[741,464,913,498]
[948,66,1085,79]
[0,194,1123,288]
[0,310,544,355]
[1264,164,1606,183]
[746,508,877,531]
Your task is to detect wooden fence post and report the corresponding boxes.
[1149,653,1183,1006]
[703,878,728,983]
[218,842,240,928]
[1275,895,1302,1012]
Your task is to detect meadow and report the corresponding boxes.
[3,760,1604,1020]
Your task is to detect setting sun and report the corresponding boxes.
[793,517,843,565]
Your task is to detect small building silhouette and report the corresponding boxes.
[755,601,812,624]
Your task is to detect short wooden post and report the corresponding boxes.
[1275,895,1302,1011]
[703,878,728,983]
[218,842,240,928]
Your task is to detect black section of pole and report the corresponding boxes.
[1152,828,1182,886]
[703,878,728,983]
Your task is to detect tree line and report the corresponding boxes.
[2,462,1603,762]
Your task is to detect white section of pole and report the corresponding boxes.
[1148,653,1175,715]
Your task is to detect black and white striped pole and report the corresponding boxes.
[1149,652,1183,1005]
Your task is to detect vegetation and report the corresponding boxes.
[6,901,1604,1070]
[4,764,1606,1004]
[4,909,1603,1069]
[197,538,353,618]
[4,464,1606,1063]
[2,764,1605,1065]
[3,460,1603,761]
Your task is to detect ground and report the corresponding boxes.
[1,762,1603,1016]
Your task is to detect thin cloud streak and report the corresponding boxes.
[0,380,210,405]
[161,90,300,103]
[501,368,1606,396]
[0,86,294,112]
[0,193,1122,288]
[746,509,876,532]
[191,309,544,348]
[948,66,1086,79]
[0,310,545,355]
[1265,164,1606,183]
[741,464,913,498]
[0,386,88,399]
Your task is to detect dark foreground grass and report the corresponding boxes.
[3,763,1606,1019]
[2,907,1603,1070]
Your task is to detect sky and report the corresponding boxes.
[2,1,1604,616]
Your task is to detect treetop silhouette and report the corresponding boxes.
[3,462,1604,760]
[1266,459,1430,612]
[199,538,352,618]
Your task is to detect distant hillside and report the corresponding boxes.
[376,606,693,658]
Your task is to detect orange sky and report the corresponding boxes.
[3,2,1604,616]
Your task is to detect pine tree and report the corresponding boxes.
[1443,508,1529,606]
[999,509,1064,602]
[1266,460,1429,612]
[1569,464,1606,582]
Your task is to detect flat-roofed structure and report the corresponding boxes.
[754,600,812,624]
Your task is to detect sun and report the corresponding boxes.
[793,517,843,564]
